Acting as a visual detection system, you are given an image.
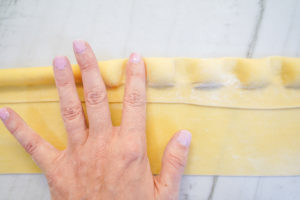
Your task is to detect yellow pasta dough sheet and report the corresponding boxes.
[0,57,300,175]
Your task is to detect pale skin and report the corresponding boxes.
[0,40,192,200]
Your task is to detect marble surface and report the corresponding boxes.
[0,0,300,199]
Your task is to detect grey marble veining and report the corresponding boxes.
[0,0,300,199]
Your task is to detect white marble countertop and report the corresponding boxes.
[0,0,300,199]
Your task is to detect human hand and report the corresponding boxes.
[0,40,191,200]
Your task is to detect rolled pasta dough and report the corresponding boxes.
[0,56,300,175]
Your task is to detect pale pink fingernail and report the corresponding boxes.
[129,53,141,64]
[0,108,9,121]
[177,130,192,147]
[73,40,86,54]
[54,56,67,70]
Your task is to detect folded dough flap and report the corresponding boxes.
[1,57,300,175]
[0,57,300,109]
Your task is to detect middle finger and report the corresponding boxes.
[73,40,112,137]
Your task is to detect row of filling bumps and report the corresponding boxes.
[98,57,300,89]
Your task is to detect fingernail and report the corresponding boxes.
[0,108,9,121]
[177,130,191,147]
[54,56,67,70]
[129,52,141,64]
[73,40,86,54]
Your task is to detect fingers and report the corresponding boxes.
[0,107,59,171]
[53,56,88,146]
[121,53,146,137]
[73,40,112,137]
[156,130,192,198]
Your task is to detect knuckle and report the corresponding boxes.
[11,122,23,136]
[54,71,73,88]
[62,103,82,121]
[86,87,107,105]
[24,140,39,155]
[57,79,73,88]
[129,69,144,77]
[80,60,93,72]
[166,151,185,170]
[128,65,145,77]
[124,90,145,107]
[123,142,144,162]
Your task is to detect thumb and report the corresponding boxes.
[155,130,191,199]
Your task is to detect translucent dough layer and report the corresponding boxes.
[281,58,300,88]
